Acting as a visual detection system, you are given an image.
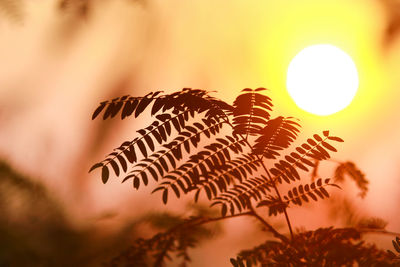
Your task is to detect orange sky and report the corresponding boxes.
[0,0,399,265]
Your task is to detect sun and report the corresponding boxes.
[286,44,359,116]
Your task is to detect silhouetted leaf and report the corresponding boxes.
[313,134,322,141]
[102,166,109,184]
[116,155,127,172]
[92,102,106,120]
[133,177,140,189]
[143,134,155,152]
[123,145,137,163]
[171,184,180,198]
[137,139,148,158]
[89,162,103,173]
[232,88,273,136]
[393,238,400,253]
[121,99,138,119]
[162,189,168,204]
[327,136,344,142]
[320,187,329,197]
[110,160,120,176]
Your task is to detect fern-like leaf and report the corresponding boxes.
[202,153,262,184]
[232,88,273,137]
[256,195,288,216]
[212,132,342,216]
[89,109,195,179]
[253,116,300,159]
[232,227,395,266]
[92,88,233,121]
[283,178,340,205]
[154,135,247,202]
[191,154,263,205]
[92,91,163,120]
[123,118,224,192]
[269,131,343,185]
[212,176,272,216]
[257,178,340,215]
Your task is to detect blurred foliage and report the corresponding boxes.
[231,227,396,266]
[0,160,142,267]
[1,0,399,49]
[334,161,368,198]
[381,0,400,47]
[0,0,24,21]
[0,160,85,266]
[58,0,92,20]
[388,237,400,261]
[105,206,222,267]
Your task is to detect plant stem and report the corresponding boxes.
[220,117,294,240]
[258,161,294,240]
[165,211,288,243]
[187,212,253,229]
[359,228,400,236]
[248,203,289,243]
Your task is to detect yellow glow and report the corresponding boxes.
[286,44,359,115]
[249,0,387,133]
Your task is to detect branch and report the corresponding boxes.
[359,228,400,236]
[150,212,252,240]
[161,210,287,243]
[222,116,294,239]
[248,203,289,243]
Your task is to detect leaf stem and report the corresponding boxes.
[359,228,400,236]
[165,210,288,243]
[222,117,294,240]
[248,203,289,243]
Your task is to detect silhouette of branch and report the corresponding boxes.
[158,209,287,244]
[248,203,289,243]
[221,116,295,240]
[258,161,294,240]
[165,212,253,235]
[359,228,400,237]
[154,237,174,267]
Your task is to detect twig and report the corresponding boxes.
[163,210,288,243]
[187,212,253,229]
[222,117,294,240]
[359,228,400,236]
[248,203,289,243]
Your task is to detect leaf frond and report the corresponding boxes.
[92,88,233,121]
[88,109,195,179]
[253,116,300,159]
[212,176,273,216]
[232,227,395,266]
[210,132,341,216]
[232,88,273,137]
[269,132,342,185]
[154,135,247,203]
[122,118,224,193]
[257,178,340,215]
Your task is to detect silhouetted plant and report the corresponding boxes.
[90,88,397,266]
[105,208,222,267]
[231,227,395,266]
[334,161,368,198]
[388,237,400,261]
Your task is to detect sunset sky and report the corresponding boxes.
[0,0,399,266]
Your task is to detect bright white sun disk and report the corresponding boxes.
[286,44,359,115]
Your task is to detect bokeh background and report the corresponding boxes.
[0,0,399,266]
